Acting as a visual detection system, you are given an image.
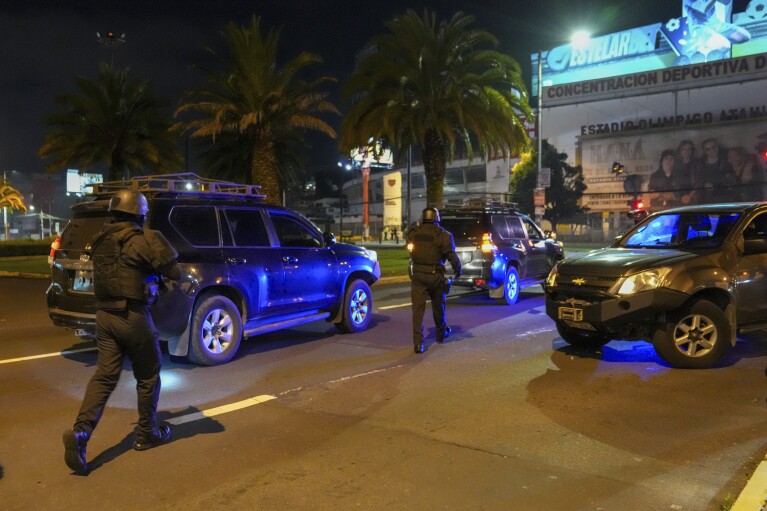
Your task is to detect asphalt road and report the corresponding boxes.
[1,277,766,511]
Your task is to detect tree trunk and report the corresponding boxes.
[423,129,447,208]
[251,136,281,205]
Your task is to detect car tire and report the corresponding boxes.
[499,266,520,305]
[652,299,730,369]
[336,279,372,333]
[188,295,243,366]
[555,321,610,348]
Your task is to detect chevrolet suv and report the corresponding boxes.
[47,174,380,366]
[544,202,767,368]
[439,205,565,304]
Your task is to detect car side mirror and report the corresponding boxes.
[323,232,337,246]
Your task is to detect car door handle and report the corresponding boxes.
[226,258,247,265]
[282,256,299,264]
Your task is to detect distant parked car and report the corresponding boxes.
[47,173,380,365]
[437,204,564,304]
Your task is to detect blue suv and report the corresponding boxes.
[47,174,380,365]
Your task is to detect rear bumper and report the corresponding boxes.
[48,307,96,333]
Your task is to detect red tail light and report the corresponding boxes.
[48,236,61,267]
[480,232,496,254]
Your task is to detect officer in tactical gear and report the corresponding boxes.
[406,207,461,354]
[63,189,181,475]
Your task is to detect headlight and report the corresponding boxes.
[609,267,671,296]
[545,264,559,288]
[364,249,378,262]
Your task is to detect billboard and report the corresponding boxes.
[382,171,402,228]
[66,169,103,194]
[533,0,767,98]
[580,117,767,212]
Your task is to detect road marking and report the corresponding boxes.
[0,347,97,365]
[166,395,277,425]
[378,295,463,310]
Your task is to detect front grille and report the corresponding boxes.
[558,274,617,291]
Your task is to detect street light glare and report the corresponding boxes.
[571,30,592,50]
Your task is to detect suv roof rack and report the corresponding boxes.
[91,173,266,200]
[442,198,521,214]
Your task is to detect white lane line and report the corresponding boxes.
[378,295,462,310]
[166,395,277,425]
[0,347,97,365]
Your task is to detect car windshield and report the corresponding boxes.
[439,217,484,244]
[60,210,110,250]
[621,211,742,249]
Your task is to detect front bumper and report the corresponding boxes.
[545,286,689,335]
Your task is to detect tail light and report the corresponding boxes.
[406,242,414,252]
[480,232,496,254]
[48,236,61,267]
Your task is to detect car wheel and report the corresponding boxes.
[499,266,520,305]
[555,321,610,348]
[337,279,372,333]
[652,299,730,369]
[188,295,243,366]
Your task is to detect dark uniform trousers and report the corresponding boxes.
[75,303,161,437]
[411,271,448,345]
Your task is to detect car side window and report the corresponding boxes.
[507,217,526,238]
[522,218,543,240]
[744,213,767,239]
[269,213,323,248]
[490,215,511,239]
[169,206,219,247]
[223,208,270,247]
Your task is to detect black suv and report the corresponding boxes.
[47,174,380,365]
[544,202,767,368]
[439,205,565,304]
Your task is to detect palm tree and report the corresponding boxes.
[174,15,338,205]
[38,63,182,181]
[0,182,27,213]
[341,9,532,207]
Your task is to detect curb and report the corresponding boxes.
[731,455,767,511]
[0,271,49,279]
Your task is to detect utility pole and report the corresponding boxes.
[96,31,126,69]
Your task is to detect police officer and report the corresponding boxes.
[63,189,181,475]
[407,207,461,354]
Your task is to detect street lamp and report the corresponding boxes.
[337,161,352,241]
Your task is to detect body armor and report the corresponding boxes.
[410,224,445,272]
[92,225,148,306]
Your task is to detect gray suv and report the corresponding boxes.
[439,206,565,304]
[47,174,380,366]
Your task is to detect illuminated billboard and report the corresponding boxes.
[66,169,103,194]
[533,0,767,98]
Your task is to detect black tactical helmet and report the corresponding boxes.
[109,189,149,216]
[422,207,440,223]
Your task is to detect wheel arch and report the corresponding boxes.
[682,288,737,346]
[166,284,245,357]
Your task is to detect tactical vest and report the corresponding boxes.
[92,226,147,303]
[410,225,444,271]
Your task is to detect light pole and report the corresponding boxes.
[96,31,126,69]
[337,161,352,241]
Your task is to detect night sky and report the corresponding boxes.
[0,0,743,178]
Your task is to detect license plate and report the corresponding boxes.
[558,306,583,322]
[72,270,94,292]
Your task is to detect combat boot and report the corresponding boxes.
[133,423,172,451]
[414,342,427,354]
[436,326,452,343]
[63,429,89,475]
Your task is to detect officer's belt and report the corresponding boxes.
[412,263,445,274]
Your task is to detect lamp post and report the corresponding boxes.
[337,161,352,241]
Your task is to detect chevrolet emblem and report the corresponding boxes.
[571,277,586,286]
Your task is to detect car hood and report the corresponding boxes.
[559,247,699,277]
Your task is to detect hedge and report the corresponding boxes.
[0,238,55,257]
